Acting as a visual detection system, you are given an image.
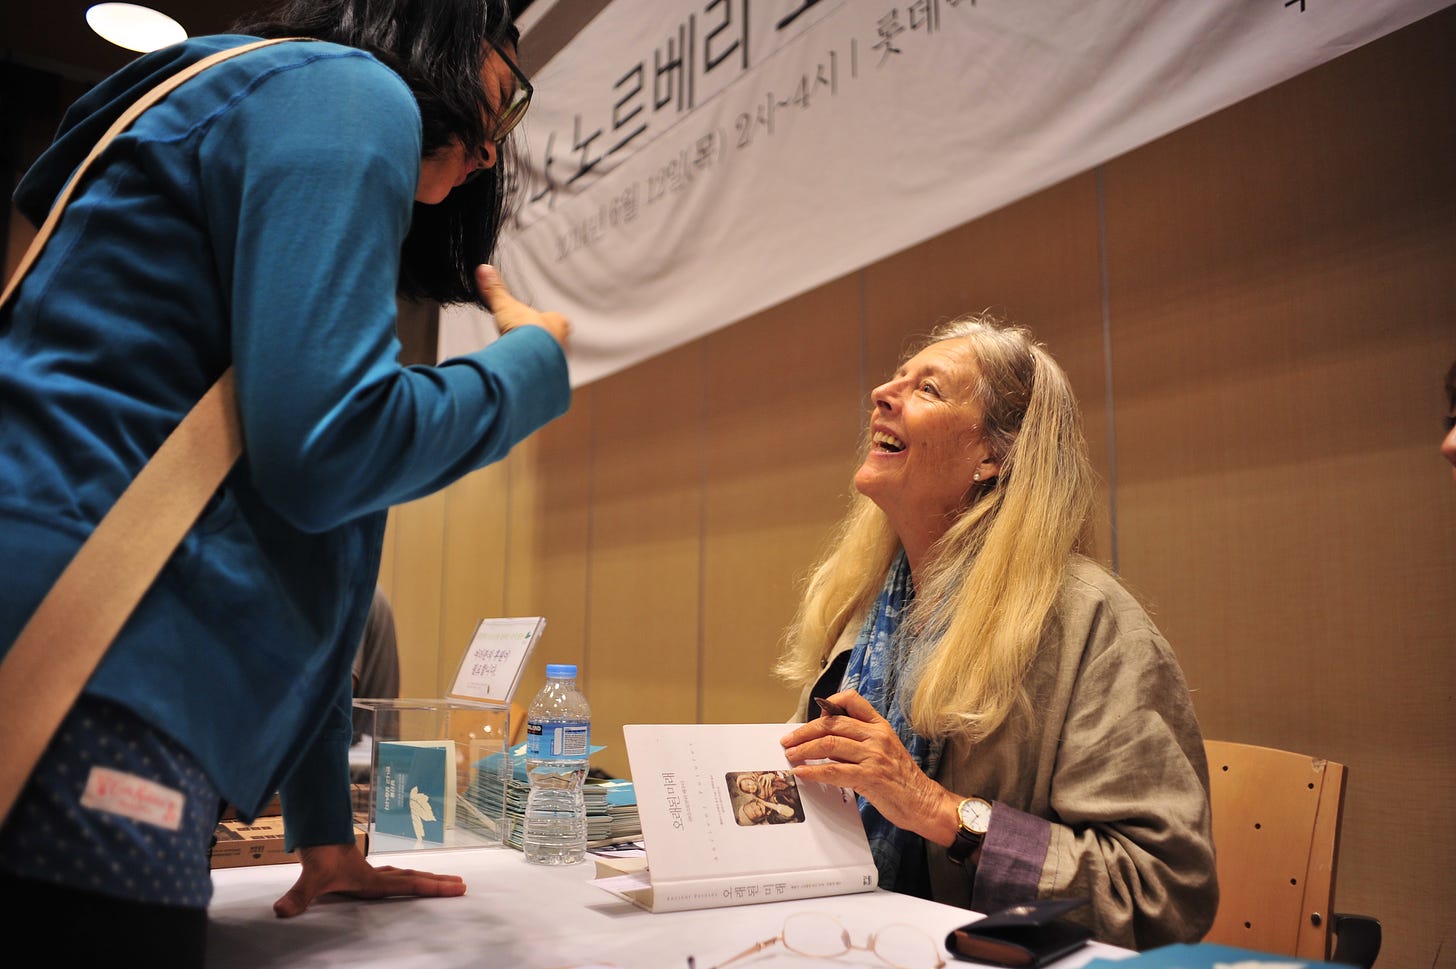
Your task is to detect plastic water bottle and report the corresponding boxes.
[522,663,591,865]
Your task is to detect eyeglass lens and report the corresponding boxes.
[495,90,528,138]
[781,912,944,969]
[491,45,532,141]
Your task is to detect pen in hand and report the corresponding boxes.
[814,696,847,718]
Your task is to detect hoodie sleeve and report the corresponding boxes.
[197,48,569,535]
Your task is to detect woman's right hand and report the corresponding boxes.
[474,264,571,351]
[781,689,961,847]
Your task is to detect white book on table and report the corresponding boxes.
[595,722,877,913]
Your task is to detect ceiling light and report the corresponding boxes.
[86,3,187,53]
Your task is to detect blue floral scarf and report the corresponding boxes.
[840,549,942,892]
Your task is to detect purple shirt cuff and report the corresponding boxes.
[970,802,1051,912]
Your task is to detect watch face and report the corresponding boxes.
[959,797,992,834]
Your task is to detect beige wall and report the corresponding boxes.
[384,9,1455,966]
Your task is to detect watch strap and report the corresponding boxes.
[948,796,989,866]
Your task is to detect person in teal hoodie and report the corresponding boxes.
[0,0,568,960]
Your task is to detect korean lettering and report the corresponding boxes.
[775,0,826,31]
[529,130,559,211]
[876,0,970,65]
[611,64,648,155]
[647,149,694,202]
[567,114,606,186]
[607,184,640,227]
[654,20,694,113]
[907,0,939,34]
[704,0,749,73]
[874,11,906,64]
[693,131,721,171]
[662,772,686,829]
[553,206,607,261]
[469,646,510,680]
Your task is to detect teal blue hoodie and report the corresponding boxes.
[0,37,569,848]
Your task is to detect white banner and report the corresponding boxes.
[441,0,1451,386]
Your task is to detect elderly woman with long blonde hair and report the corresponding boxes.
[778,316,1217,950]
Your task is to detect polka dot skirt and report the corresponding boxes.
[0,695,221,908]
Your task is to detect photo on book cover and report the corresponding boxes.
[726,769,805,826]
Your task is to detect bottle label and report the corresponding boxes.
[526,721,590,760]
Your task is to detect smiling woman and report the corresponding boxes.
[855,338,1001,570]
[774,314,1217,951]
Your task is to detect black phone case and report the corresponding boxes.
[945,897,1094,967]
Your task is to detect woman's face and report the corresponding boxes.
[414,45,523,204]
[855,338,999,533]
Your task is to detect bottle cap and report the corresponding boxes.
[545,663,577,678]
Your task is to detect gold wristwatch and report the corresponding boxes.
[948,796,992,866]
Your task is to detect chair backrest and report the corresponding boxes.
[1202,739,1347,961]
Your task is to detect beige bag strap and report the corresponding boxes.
[0,38,300,823]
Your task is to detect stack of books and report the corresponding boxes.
[594,776,641,847]
[462,742,640,850]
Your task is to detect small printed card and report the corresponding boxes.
[447,617,546,704]
[375,740,456,843]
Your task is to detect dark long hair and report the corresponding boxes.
[233,0,521,305]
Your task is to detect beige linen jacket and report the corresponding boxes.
[792,556,1218,950]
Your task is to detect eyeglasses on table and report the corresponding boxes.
[687,911,947,969]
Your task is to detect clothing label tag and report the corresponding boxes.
[79,766,185,831]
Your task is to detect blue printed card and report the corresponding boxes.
[1083,942,1358,968]
[375,740,456,843]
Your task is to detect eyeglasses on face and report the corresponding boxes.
[689,911,947,969]
[489,41,533,142]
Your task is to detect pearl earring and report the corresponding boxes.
[973,472,981,482]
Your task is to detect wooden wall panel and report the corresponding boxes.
[700,278,865,726]
[1102,10,1456,967]
[376,508,398,598]
[387,490,447,698]
[862,175,1114,562]
[437,461,510,693]
[585,346,704,778]
[505,388,595,721]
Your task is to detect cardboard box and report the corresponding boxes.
[209,816,368,869]
[219,792,281,821]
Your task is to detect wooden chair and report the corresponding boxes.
[1203,740,1381,967]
